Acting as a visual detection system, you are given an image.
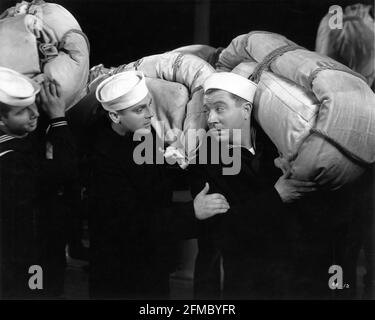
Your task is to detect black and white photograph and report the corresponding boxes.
[0,0,374,306]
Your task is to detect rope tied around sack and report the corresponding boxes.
[172,53,185,83]
[107,58,144,75]
[210,47,224,68]
[307,64,367,88]
[309,129,372,167]
[38,43,59,64]
[249,43,304,83]
[248,40,371,167]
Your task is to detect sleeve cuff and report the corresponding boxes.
[49,117,68,128]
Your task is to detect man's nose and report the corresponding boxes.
[145,106,154,119]
[207,110,218,124]
[29,105,39,118]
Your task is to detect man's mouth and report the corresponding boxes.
[29,119,37,126]
[210,127,224,134]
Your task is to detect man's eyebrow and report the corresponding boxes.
[135,104,147,109]
[204,100,227,106]
[16,107,27,114]
[210,100,227,106]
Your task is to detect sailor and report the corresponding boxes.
[189,72,317,299]
[0,67,78,299]
[89,70,229,299]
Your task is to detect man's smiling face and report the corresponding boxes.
[203,89,247,144]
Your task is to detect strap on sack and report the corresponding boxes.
[307,64,367,89]
[247,40,370,167]
[248,41,367,86]
[249,44,304,83]
[172,53,185,83]
[309,129,371,167]
[107,58,144,75]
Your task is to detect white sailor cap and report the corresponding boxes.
[95,71,149,112]
[203,72,257,103]
[0,67,40,107]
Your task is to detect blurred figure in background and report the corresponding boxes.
[316,3,374,90]
[316,3,375,299]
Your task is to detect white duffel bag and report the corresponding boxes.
[70,52,215,167]
[217,31,375,189]
[0,0,90,109]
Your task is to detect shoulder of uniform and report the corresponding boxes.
[46,117,69,133]
[0,134,15,155]
[0,134,16,144]
[0,134,21,158]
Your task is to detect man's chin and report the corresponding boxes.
[25,126,37,133]
[136,126,152,135]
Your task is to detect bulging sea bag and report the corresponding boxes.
[0,0,90,109]
[70,52,215,167]
[218,31,375,189]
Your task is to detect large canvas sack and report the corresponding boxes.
[0,15,40,76]
[316,3,375,90]
[70,52,214,167]
[68,74,190,160]
[218,31,375,189]
[0,0,90,109]
[233,62,365,189]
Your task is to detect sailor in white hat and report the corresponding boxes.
[0,66,41,136]
[0,66,67,137]
[96,70,154,136]
[0,67,78,299]
[203,72,258,153]
[192,71,318,299]
[90,70,231,299]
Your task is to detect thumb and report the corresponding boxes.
[199,182,210,196]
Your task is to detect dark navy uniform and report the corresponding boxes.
[0,117,78,299]
[189,125,291,299]
[88,119,198,299]
[189,125,373,299]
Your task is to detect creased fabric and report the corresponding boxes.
[218,31,375,189]
[0,1,89,110]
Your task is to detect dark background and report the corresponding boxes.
[0,0,373,67]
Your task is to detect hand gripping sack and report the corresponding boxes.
[316,3,375,90]
[217,31,375,189]
[70,52,215,167]
[0,0,90,109]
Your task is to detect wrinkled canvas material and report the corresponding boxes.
[0,1,89,109]
[71,52,215,166]
[218,31,375,189]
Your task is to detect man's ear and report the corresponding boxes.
[242,102,253,120]
[0,115,6,126]
[108,111,120,124]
